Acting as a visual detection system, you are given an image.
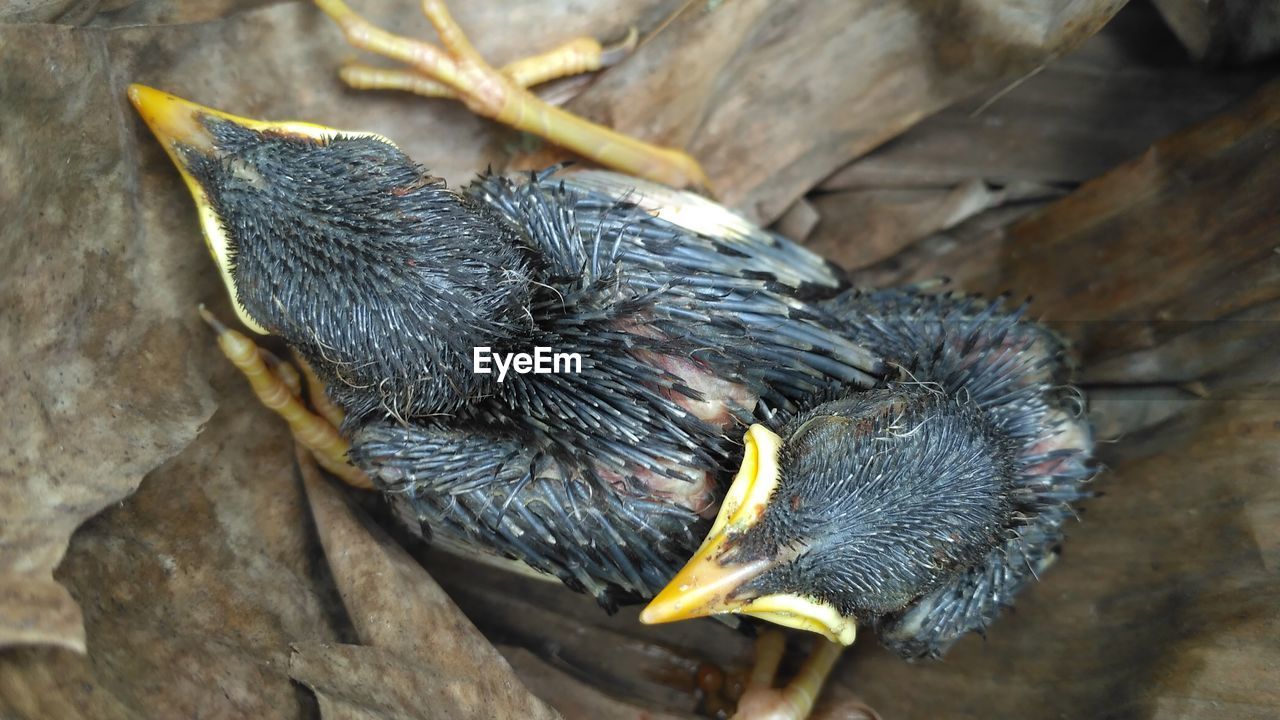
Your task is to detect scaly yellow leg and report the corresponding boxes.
[749,630,788,692]
[314,0,709,190]
[292,353,348,430]
[341,30,637,99]
[504,30,637,89]
[199,306,374,490]
[733,632,849,720]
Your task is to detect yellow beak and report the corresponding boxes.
[126,85,393,335]
[640,424,858,646]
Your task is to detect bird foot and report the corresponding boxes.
[313,0,710,189]
[731,630,857,720]
[198,306,373,490]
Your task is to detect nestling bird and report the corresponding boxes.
[642,289,1095,657]
[128,85,883,610]
[129,85,1095,718]
[631,289,1093,719]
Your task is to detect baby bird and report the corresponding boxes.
[130,86,1095,718]
[643,289,1095,659]
[128,85,884,610]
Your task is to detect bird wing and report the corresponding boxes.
[351,420,702,609]
[551,169,848,294]
[463,168,885,514]
[466,168,883,396]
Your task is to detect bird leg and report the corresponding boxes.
[340,30,637,99]
[292,353,348,430]
[733,631,845,720]
[313,0,710,189]
[199,306,373,490]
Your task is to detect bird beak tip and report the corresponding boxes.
[639,570,703,625]
[637,603,674,625]
[125,82,145,107]
[639,582,728,626]
[640,544,772,625]
[640,423,786,625]
[639,563,732,624]
[126,84,217,155]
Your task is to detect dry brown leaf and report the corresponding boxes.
[568,0,1125,223]
[290,642,555,720]
[0,23,219,654]
[822,3,1275,193]
[807,180,1005,271]
[295,450,558,720]
[998,82,1280,368]
[501,645,694,720]
[0,381,353,719]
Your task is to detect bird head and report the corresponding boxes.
[640,387,1018,645]
[129,85,535,418]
